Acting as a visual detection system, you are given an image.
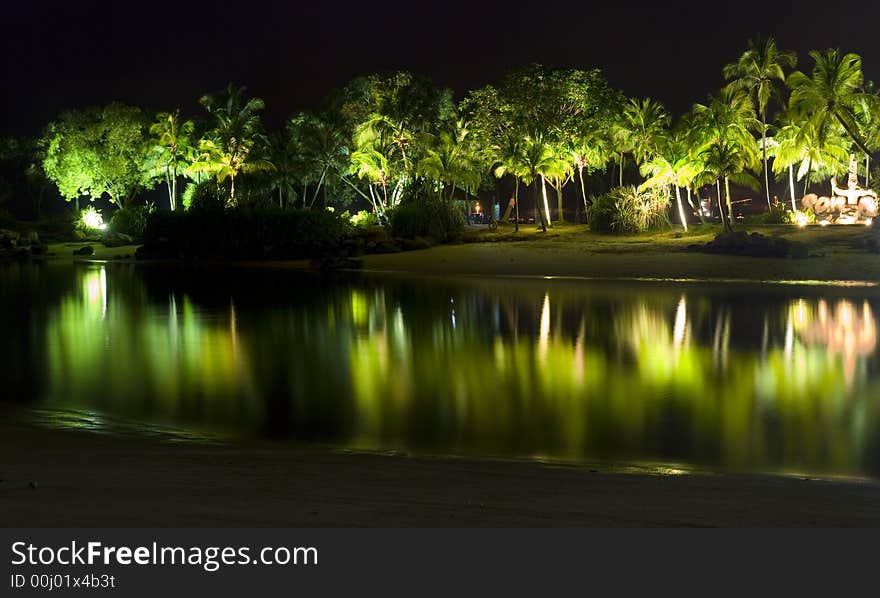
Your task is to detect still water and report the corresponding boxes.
[2,262,879,478]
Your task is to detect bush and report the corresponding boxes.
[389,201,464,242]
[586,194,617,233]
[139,207,353,260]
[182,180,229,211]
[743,202,788,225]
[349,210,380,228]
[588,187,670,234]
[109,205,154,240]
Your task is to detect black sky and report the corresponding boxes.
[2,0,876,137]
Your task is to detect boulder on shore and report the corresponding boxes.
[688,231,807,258]
[102,232,134,247]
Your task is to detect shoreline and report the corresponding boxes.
[17,224,876,284]
[2,419,879,527]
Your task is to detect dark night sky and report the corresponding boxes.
[2,0,876,137]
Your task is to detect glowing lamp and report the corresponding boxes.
[81,208,105,231]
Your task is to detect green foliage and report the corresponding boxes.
[389,200,464,241]
[144,111,197,211]
[182,180,229,211]
[743,202,788,224]
[349,210,379,228]
[42,103,149,209]
[588,187,670,234]
[191,85,272,204]
[109,205,154,240]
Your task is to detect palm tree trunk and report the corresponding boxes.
[761,111,771,209]
[867,155,871,188]
[724,176,733,231]
[803,157,812,198]
[619,153,624,187]
[555,176,564,222]
[165,173,173,211]
[789,164,797,212]
[534,178,547,232]
[309,168,327,208]
[278,187,283,208]
[540,175,552,228]
[674,186,688,232]
[686,187,706,225]
[578,164,587,210]
[715,181,728,231]
[230,174,236,206]
[514,179,520,233]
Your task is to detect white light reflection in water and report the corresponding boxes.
[83,266,107,320]
[790,299,877,385]
[538,293,550,363]
[673,296,688,356]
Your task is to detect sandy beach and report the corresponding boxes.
[2,418,879,527]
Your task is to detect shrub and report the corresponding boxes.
[586,194,617,233]
[349,210,380,228]
[588,187,670,234]
[389,201,464,242]
[139,207,353,260]
[109,204,154,240]
[744,202,788,225]
[182,180,228,211]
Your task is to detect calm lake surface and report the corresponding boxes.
[2,261,880,479]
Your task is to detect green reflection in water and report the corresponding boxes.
[3,263,879,479]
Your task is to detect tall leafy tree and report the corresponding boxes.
[417,119,482,202]
[696,141,760,231]
[347,72,455,208]
[42,103,149,210]
[192,84,271,205]
[787,50,873,157]
[145,110,196,211]
[640,130,700,231]
[612,98,670,186]
[724,36,796,208]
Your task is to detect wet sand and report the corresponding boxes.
[1,421,878,527]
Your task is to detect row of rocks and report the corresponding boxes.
[0,229,46,258]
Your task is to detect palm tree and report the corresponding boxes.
[569,130,610,212]
[787,50,873,157]
[518,136,564,232]
[724,36,796,208]
[193,84,270,205]
[639,133,700,231]
[417,120,481,202]
[612,98,670,186]
[146,111,196,211]
[854,85,880,186]
[491,135,526,232]
[350,148,391,215]
[289,113,351,208]
[696,141,760,231]
[770,118,850,207]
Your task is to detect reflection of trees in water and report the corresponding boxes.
[20,265,880,477]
